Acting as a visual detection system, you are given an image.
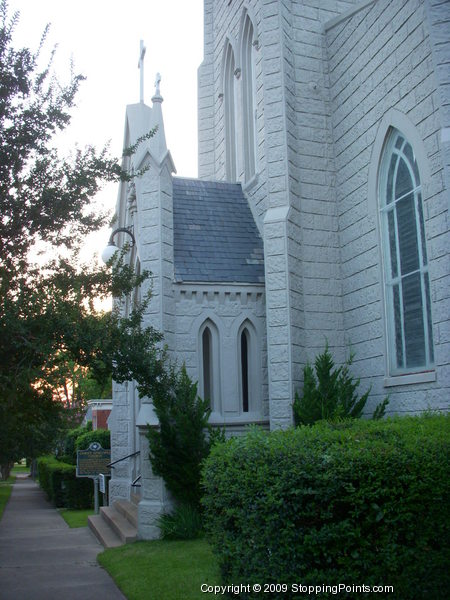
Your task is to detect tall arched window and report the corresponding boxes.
[199,320,221,413]
[241,12,257,181]
[237,320,262,415]
[379,129,434,374]
[240,328,250,412]
[224,41,237,182]
[202,327,213,405]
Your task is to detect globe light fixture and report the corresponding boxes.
[101,227,136,264]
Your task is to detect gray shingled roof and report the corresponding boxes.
[173,178,265,284]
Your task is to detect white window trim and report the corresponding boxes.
[240,10,257,183]
[377,127,434,376]
[384,371,436,388]
[223,40,237,182]
[237,319,262,416]
[198,319,222,417]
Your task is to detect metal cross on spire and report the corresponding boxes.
[138,40,146,103]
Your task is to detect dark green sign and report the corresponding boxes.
[76,442,111,478]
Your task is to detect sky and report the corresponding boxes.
[8,0,204,259]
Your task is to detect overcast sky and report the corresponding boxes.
[8,0,204,260]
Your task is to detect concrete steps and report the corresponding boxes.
[88,500,138,548]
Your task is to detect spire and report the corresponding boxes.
[152,72,162,103]
[149,72,175,172]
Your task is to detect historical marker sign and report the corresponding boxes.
[76,442,111,478]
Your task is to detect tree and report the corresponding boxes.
[147,365,217,510]
[0,2,161,477]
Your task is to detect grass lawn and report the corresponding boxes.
[59,508,95,528]
[98,539,221,600]
[11,463,30,475]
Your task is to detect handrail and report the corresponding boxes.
[107,450,140,468]
[131,475,142,487]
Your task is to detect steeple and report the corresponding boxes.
[124,65,175,174]
[149,72,173,167]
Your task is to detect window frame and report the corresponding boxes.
[241,11,257,182]
[378,128,434,376]
[237,319,262,415]
[199,319,221,414]
[223,40,237,182]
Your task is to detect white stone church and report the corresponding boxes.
[105,0,449,540]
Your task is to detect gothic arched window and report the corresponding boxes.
[240,328,250,412]
[202,326,213,405]
[224,41,237,182]
[241,12,257,181]
[379,129,434,374]
[238,320,262,415]
[199,320,221,412]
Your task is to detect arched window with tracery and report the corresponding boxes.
[223,40,237,182]
[241,11,257,181]
[378,128,434,374]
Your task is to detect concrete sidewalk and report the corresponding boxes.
[0,476,126,600]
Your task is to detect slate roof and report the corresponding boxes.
[172,178,265,284]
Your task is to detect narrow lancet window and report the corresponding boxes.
[241,329,249,412]
[241,13,257,181]
[202,327,213,405]
[224,41,237,181]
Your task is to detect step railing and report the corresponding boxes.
[131,475,141,488]
[107,450,140,468]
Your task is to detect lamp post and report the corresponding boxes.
[101,227,136,264]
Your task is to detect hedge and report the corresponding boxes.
[37,456,93,509]
[202,416,450,599]
[75,428,110,453]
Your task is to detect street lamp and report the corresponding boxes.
[101,227,136,264]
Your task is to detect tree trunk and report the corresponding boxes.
[0,461,14,480]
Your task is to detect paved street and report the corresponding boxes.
[0,476,126,600]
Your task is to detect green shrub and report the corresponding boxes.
[37,455,93,509]
[202,416,450,599]
[293,344,388,425]
[75,428,110,452]
[60,422,93,464]
[147,365,213,509]
[157,503,204,540]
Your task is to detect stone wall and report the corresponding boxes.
[326,0,450,413]
[173,283,269,424]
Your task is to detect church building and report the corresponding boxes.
[106,0,450,540]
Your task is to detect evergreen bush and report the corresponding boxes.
[293,344,388,425]
[202,416,450,599]
[147,365,221,510]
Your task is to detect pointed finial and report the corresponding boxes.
[155,72,161,97]
[138,40,146,103]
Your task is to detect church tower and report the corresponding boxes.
[198,0,358,428]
